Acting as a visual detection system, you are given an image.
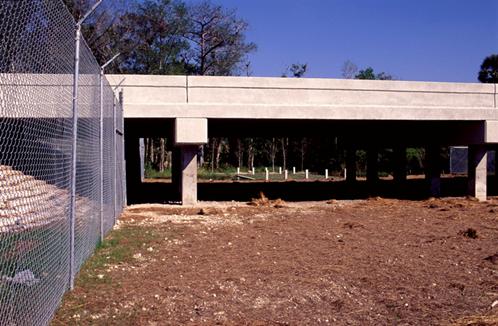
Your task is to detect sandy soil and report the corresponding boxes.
[53,197,498,325]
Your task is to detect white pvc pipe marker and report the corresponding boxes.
[325,169,329,179]
[305,169,309,179]
[265,168,269,181]
[284,170,288,180]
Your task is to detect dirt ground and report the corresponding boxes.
[53,197,498,325]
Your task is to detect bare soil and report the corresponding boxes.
[53,198,498,325]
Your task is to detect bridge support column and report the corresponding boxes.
[346,147,357,183]
[173,118,208,205]
[176,145,199,205]
[468,145,487,201]
[393,146,407,185]
[425,145,441,197]
[139,138,145,182]
[366,148,378,185]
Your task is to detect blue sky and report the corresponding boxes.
[205,0,497,82]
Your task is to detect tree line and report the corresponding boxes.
[63,0,256,76]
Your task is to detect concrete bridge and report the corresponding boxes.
[107,74,498,204]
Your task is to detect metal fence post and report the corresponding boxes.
[120,91,126,209]
[69,20,81,292]
[113,91,124,221]
[99,54,119,242]
[69,0,103,291]
[113,93,117,222]
[99,68,104,243]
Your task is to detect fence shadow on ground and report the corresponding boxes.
[128,176,498,204]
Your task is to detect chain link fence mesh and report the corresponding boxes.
[0,1,125,324]
[103,79,116,235]
[449,147,495,175]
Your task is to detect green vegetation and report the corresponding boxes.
[75,225,168,289]
[144,163,172,179]
[355,67,393,80]
[143,145,448,181]
[63,0,256,77]
[478,54,498,83]
[146,165,345,181]
[54,224,178,324]
[341,60,393,80]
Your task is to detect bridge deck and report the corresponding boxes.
[107,75,498,121]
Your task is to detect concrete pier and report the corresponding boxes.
[173,118,208,205]
[468,145,487,201]
[366,148,379,184]
[426,146,441,197]
[393,146,407,185]
[178,145,199,205]
[346,147,357,183]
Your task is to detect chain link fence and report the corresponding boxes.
[0,1,125,325]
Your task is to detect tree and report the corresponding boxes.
[290,63,307,78]
[300,138,308,171]
[246,138,255,170]
[63,0,194,74]
[62,0,130,65]
[115,0,191,74]
[159,138,166,172]
[478,54,498,83]
[281,138,287,170]
[355,67,376,80]
[282,63,307,78]
[268,138,278,172]
[182,1,257,169]
[341,60,358,79]
[184,1,256,76]
[1,1,79,73]
[355,66,393,80]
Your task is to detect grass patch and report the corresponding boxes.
[53,224,178,325]
[144,164,171,179]
[145,166,338,181]
[73,225,170,290]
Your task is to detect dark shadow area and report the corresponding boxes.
[207,119,485,146]
[127,176,498,204]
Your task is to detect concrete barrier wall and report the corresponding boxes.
[188,76,495,108]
